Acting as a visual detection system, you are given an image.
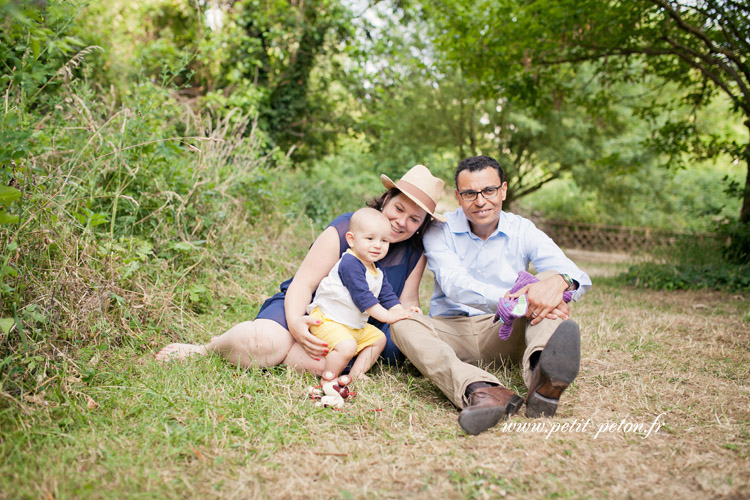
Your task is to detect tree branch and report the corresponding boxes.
[659,38,749,113]
[702,0,750,53]
[660,34,750,102]
[649,0,748,75]
[513,172,559,199]
[469,103,477,156]
[435,89,462,147]
[539,45,674,65]
[540,44,748,115]
[513,142,527,171]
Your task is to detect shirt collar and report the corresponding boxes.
[346,248,379,275]
[446,208,506,239]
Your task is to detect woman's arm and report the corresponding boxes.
[398,254,427,310]
[285,226,341,357]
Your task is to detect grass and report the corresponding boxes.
[1,254,749,499]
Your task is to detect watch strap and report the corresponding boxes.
[559,273,575,291]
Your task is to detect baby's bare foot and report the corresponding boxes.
[155,343,207,362]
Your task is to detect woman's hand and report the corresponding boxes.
[288,315,329,358]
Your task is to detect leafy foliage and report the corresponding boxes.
[0,0,95,341]
[80,0,357,164]
[422,0,750,223]
[348,10,635,207]
[0,0,292,397]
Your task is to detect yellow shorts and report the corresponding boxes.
[308,308,385,354]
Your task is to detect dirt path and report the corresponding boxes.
[565,248,635,278]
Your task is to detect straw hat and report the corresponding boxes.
[380,165,446,223]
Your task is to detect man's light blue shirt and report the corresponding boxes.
[424,208,592,317]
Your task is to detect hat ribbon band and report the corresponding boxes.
[396,179,436,212]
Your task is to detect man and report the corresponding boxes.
[391,155,592,435]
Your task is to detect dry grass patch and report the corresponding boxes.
[201,282,750,499]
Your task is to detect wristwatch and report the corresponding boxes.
[559,273,576,291]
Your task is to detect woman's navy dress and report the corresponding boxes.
[256,212,423,364]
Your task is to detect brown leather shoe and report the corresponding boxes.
[525,320,580,418]
[458,386,524,435]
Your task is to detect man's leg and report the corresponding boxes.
[476,313,527,368]
[524,319,580,417]
[475,269,581,418]
[521,271,581,418]
[391,314,523,435]
[390,314,500,408]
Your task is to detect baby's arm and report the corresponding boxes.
[369,266,420,322]
[365,303,411,324]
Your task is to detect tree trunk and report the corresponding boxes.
[742,158,750,223]
[742,122,750,224]
[469,104,477,157]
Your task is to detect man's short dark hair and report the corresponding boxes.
[454,155,505,188]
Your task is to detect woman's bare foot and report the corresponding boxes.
[155,343,207,362]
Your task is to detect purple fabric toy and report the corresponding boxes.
[493,271,574,340]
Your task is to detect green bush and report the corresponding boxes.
[520,160,743,232]
[619,217,750,292]
[620,227,749,292]
[0,0,282,396]
[284,138,383,228]
[621,261,750,292]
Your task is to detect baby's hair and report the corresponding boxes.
[349,207,390,234]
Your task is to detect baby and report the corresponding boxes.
[307,207,419,385]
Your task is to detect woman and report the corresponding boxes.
[156,165,445,376]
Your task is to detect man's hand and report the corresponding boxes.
[507,274,571,326]
[288,315,329,358]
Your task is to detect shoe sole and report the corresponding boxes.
[525,320,580,418]
[459,395,524,435]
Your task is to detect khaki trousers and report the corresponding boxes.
[391,270,566,409]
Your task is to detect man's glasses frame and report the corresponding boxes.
[457,185,503,202]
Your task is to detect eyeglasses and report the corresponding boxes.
[458,185,503,202]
